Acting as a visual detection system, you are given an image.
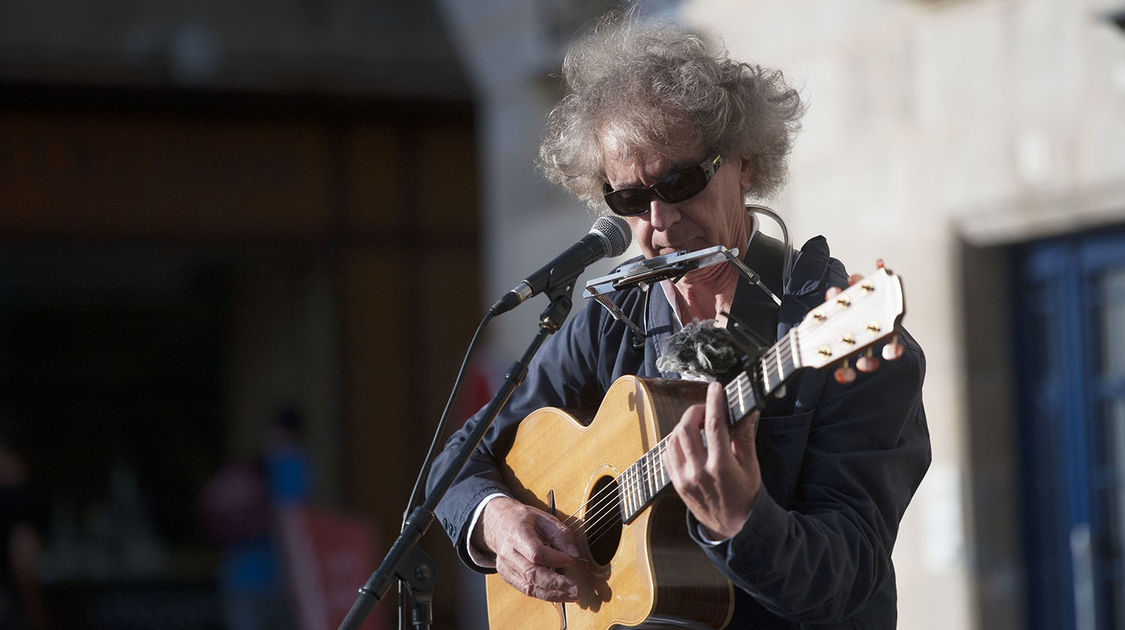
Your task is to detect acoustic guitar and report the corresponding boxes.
[486,265,906,630]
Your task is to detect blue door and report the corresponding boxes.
[1015,230,1125,630]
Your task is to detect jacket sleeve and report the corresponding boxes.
[687,237,931,622]
[692,329,930,622]
[426,297,613,572]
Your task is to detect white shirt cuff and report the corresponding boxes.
[465,492,508,568]
[695,522,729,546]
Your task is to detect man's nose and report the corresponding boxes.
[647,199,681,231]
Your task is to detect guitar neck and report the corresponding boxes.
[616,328,803,523]
[725,327,802,421]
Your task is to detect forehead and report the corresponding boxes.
[599,129,706,179]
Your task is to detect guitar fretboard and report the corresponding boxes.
[615,328,802,523]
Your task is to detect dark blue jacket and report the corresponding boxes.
[428,233,931,628]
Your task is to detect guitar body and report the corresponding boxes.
[486,375,734,630]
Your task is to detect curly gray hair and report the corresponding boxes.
[538,16,804,211]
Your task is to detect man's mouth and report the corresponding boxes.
[657,239,693,255]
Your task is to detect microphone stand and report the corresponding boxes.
[337,284,575,630]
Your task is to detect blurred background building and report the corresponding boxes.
[0,1,479,628]
[1,0,1124,629]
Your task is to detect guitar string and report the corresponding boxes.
[558,466,627,531]
[559,434,671,534]
[557,328,808,545]
[578,439,673,545]
[558,331,799,546]
[560,469,625,542]
[575,375,776,546]
[578,346,796,545]
[562,435,674,544]
[562,374,748,543]
[574,304,880,543]
[571,305,869,545]
[580,368,760,546]
[575,344,789,544]
[570,375,756,546]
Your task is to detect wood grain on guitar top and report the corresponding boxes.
[486,375,734,630]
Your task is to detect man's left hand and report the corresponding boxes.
[664,380,761,540]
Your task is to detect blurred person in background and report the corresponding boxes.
[427,13,930,629]
[199,407,310,630]
[0,414,49,630]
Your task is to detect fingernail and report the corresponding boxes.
[566,545,580,558]
[567,586,578,599]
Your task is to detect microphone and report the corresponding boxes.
[490,215,631,315]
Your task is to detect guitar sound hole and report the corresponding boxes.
[584,475,622,566]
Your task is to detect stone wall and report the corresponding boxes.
[683,1,1125,628]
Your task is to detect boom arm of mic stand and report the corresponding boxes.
[337,287,575,630]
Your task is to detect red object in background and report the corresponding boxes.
[271,360,496,630]
[278,506,388,630]
[454,360,497,426]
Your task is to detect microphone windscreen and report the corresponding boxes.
[591,215,631,257]
[656,320,740,381]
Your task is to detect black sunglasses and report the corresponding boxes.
[602,153,725,216]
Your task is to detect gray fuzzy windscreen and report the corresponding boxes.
[656,319,740,381]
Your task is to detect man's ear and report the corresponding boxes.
[738,156,754,191]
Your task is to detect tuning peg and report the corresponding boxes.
[856,348,880,373]
[881,335,905,361]
[834,360,857,385]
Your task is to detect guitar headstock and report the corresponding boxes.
[796,264,905,375]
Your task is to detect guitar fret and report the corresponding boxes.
[648,454,657,499]
[643,454,652,504]
[736,377,746,418]
[635,467,642,515]
[633,468,642,513]
[657,443,667,487]
[788,331,800,369]
[759,357,770,392]
[640,456,649,503]
[774,345,784,383]
[631,466,639,516]
[617,438,687,524]
[619,470,626,517]
[726,372,756,422]
[624,468,631,517]
[639,456,648,506]
[657,443,666,488]
[630,467,638,516]
[659,441,668,487]
[766,349,774,387]
[726,379,739,421]
[622,468,633,517]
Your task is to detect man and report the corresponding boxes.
[427,15,930,628]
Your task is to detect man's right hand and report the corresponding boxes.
[474,496,582,602]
